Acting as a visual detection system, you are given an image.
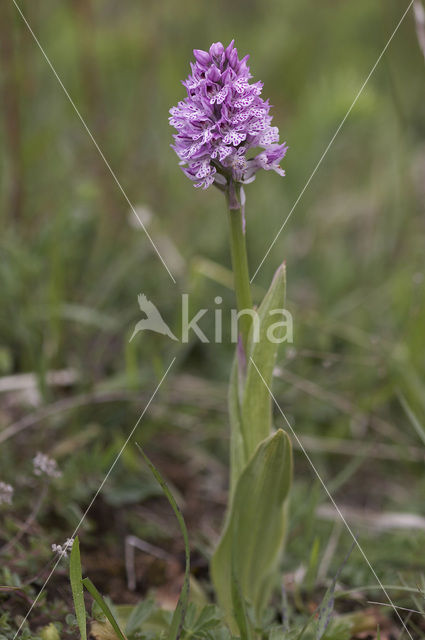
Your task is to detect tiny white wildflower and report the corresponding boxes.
[33,452,62,479]
[51,537,74,557]
[0,481,13,506]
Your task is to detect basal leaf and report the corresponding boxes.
[230,562,253,640]
[211,429,292,629]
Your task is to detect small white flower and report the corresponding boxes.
[33,452,62,479]
[0,481,13,506]
[52,537,74,557]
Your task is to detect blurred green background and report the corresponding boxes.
[1,0,425,630]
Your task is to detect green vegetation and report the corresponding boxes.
[1,1,425,638]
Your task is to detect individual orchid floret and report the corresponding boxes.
[0,481,13,506]
[33,452,62,479]
[169,40,288,190]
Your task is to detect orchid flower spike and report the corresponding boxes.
[169,40,288,190]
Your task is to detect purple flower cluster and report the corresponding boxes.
[169,40,288,190]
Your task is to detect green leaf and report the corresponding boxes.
[69,538,87,640]
[241,263,286,459]
[228,263,286,498]
[82,577,127,640]
[125,598,155,635]
[211,429,292,630]
[136,444,190,640]
[294,611,317,640]
[191,604,222,632]
[230,564,253,640]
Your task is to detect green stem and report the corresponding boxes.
[227,184,253,351]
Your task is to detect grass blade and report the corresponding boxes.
[69,538,87,640]
[398,393,425,447]
[136,443,190,640]
[316,542,355,639]
[82,577,127,640]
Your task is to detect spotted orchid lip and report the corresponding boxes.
[170,40,288,191]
